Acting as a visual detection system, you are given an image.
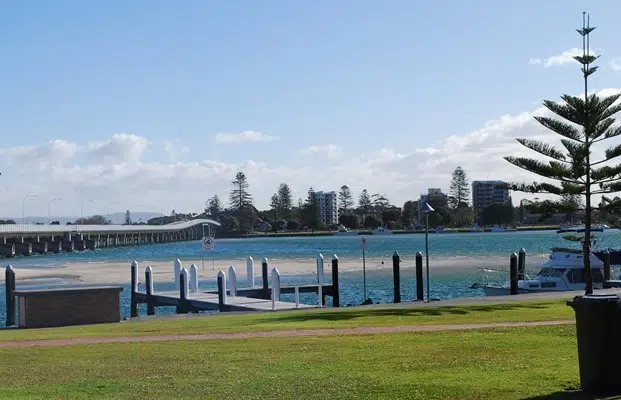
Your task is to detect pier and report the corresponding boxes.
[0,219,220,257]
[130,255,340,316]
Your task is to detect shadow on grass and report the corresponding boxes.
[524,390,621,399]
[261,302,557,324]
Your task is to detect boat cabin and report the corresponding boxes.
[525,266,605,290]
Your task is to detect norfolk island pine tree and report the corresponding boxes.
[504,13,621,295]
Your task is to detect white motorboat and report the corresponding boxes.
[373,227,393,235]
[472,263,607,296]
[435,226,446,233]
[472,226,621,296]
[549,227,621,268]
[470,224,483,232]
[334,224,358,236]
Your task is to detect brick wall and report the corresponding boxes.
[17,288,123,329]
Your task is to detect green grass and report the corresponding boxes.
[0,325,583,399]
[0,300,574,341]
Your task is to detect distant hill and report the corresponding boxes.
[0,211,164,225]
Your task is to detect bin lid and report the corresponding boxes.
[568,294,621,304]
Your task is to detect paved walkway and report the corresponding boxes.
[0,320,574,348]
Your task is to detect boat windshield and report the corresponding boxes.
[537,267,567,277]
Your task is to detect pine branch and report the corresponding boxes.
[534,115,582,141]
[593,94,621,119]
[516,138,568,162]
[597,181,621,192]
[574,54,600,65]
[596,125,621,142]
[504,156,583,185]
[592,163,621,182]
[596,177,621,185]
[561,182,584,195]
[590,118,617,141]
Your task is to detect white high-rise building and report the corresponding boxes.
[314,191,339,226]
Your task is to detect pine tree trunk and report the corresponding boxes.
[584,161,593,295]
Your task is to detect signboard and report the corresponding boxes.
[202,236,215,251]
[361,236,367,251]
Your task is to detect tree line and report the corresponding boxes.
[197,167,519,234]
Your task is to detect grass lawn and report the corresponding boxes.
[0,325,582,400]
[0,300,574,341]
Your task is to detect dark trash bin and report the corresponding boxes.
[567,294,621,394]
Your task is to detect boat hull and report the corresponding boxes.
[334,232,358,236]
[480,286,547,296]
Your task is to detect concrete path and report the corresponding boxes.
[0,320,574,348]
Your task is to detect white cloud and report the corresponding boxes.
[85,133,149,165]
[610,57,621,71]
[163,139,190,162]
[298,144,343,158]
[1,90,620,219]
[214,130,277,144]
[530,48,601,68]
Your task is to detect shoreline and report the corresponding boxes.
[219,226,560,238]
[2,254,551,285]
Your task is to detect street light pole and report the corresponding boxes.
[422,202,435,303]
[48,197,62,224]
[425,212,430,302]
[22,194,40,224]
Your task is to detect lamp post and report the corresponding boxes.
[81,200,96,224]
[48,197,62,224]
[107,202,120,224]
[421,202,435,303]
[22,194,39,224]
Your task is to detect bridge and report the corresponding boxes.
[0,219,221,257]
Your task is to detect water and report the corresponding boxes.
[5,229,616,265]
[2,229,620,327]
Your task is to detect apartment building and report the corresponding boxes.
[472,180,510,222]
[314,191,339,226]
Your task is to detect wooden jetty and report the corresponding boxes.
[0,219,220,257]
[130,254,340,316]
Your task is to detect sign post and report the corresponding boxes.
[361,236,367,301]
[202,235,215,271]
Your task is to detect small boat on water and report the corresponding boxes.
[334,224,358,236]
[470,224,483,232]
[435,226,446,233]
[471,263,607,296]
[472,226,621,296]
[373,227,393,235]
[550,227,621,268]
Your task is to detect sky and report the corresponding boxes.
[0,0,620,219]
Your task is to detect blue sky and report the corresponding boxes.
[0,1,620,217]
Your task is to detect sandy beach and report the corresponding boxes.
[1,254,550,285]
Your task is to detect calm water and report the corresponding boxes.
[2,230,620,327]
